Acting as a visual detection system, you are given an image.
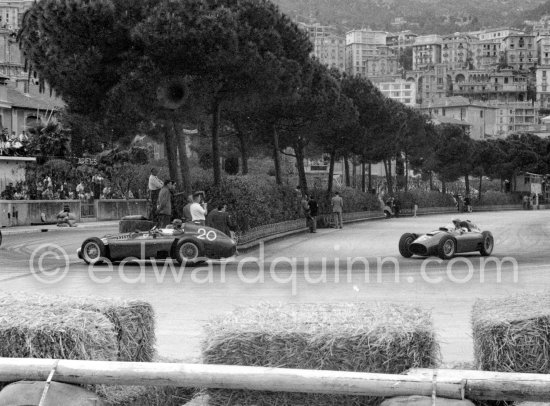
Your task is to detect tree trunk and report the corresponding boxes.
[478,175,483,201]
[235,122,249,175]
[344,156,350,187]
[272,124,282,185]
[211,98,222,186]
[442,181,446,194]
[327,147,336,199]
[368,163,372,192]
[238,132,249,175]
[361,161,366,192]
[465,174,470,196]
[429,172,434,191]
[173,120,191,195]
[352,157,357,188]
[294,140,308,194]
[384,159,393,195]
[405,155,409,192]
[164,121,180,185]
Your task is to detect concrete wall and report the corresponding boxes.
[0,199,149,226]
[96,199,148,221]
[0,200,81,226]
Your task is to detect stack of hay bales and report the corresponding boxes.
[472,292,550,373]
[0,292,156,363]
[0,292,194,406]
[202,302,440,406]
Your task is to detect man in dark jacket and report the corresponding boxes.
[206,203,234,236]
[308,195,318,233]
[157,180,175,228]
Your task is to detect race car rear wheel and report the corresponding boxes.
[175,240,201,265]
[81,237,106,265]
[398,233,417,258]
[438,236,456,260]
[480,231,494,256]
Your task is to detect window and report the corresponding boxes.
[442,108,446,116]
[404,98,411,104]
[480,110,484,118]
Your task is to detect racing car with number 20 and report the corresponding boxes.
[78,223,237,265]
[398,219,494,260]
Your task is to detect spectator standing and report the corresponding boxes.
[182,194,194,222]
[42,185,53,200]
[331,191,344,229]
[206,203,234,236]
[308,195,318,233]
[157,179,175,228]
[148,168,163,221]
[190,192,207,225]
[393,197,401,218]
[301,194,310,228]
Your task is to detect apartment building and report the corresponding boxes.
[494,102,539,136]
[386,30,418,50]
[376,80,417,107]
[471,40,501,70]
[0,1,31,30]
[537,35,550,106]
[298,22,346,72]
[502,34,537,71]
[476,27,524,41]
[345,29,400,79]
[441,33,475,70]
[412,35,442,70]
[451,69,528,102]
[420,97,498,140]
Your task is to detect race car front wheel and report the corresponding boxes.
[175,240,202,265]
[438,236,456,260]
[398,233,417,258]
[480,231,494,256]
[81,237,106,265]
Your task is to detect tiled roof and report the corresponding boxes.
[421,96,497,109]
[6,83,65,111]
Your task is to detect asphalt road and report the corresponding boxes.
[0,210,549,364]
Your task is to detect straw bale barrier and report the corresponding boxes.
[0,292,156,362]
[202,303,440,406]
[473,292,550,373]
[96,356,196,406]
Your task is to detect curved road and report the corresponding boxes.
[1,210,549,364]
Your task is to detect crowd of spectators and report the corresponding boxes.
[0,131,29,156]
[1,174,145,201]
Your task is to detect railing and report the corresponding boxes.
[0,358,550,402]
[80,202,96,219]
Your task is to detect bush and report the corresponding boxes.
[397,189,456,209]
[477,191,520,206]
[182,177,381,233]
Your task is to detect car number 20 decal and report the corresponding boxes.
[197,228,217,241]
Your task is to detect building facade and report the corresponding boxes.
[345,29,400,79]
[298,22,346,72]
[502,34,537,71]
[493,101,539,136]
[412,35,442,70]
[376,80,417,106]
[420,97,498,140]
[441,33,475,70]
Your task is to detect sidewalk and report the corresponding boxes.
[0,220,119,236]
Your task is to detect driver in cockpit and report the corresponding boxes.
[452,218,470,233]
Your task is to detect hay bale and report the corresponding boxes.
[202,303,440,406]
[0,292,156,362]
[472,292,550,373]
[0,304,117,360]
[96,357,195,406]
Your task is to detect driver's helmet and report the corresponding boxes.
[172,219,183,230]
[452,218,461,228]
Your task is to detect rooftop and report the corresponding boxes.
[5,82,64,111]
[431,116,473,126]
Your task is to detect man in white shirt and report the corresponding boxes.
[190,192,207,225]
[148,168,163,221]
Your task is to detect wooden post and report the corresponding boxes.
[0,359,463,398]
[406,368,550,402]
[1,359,550,401]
